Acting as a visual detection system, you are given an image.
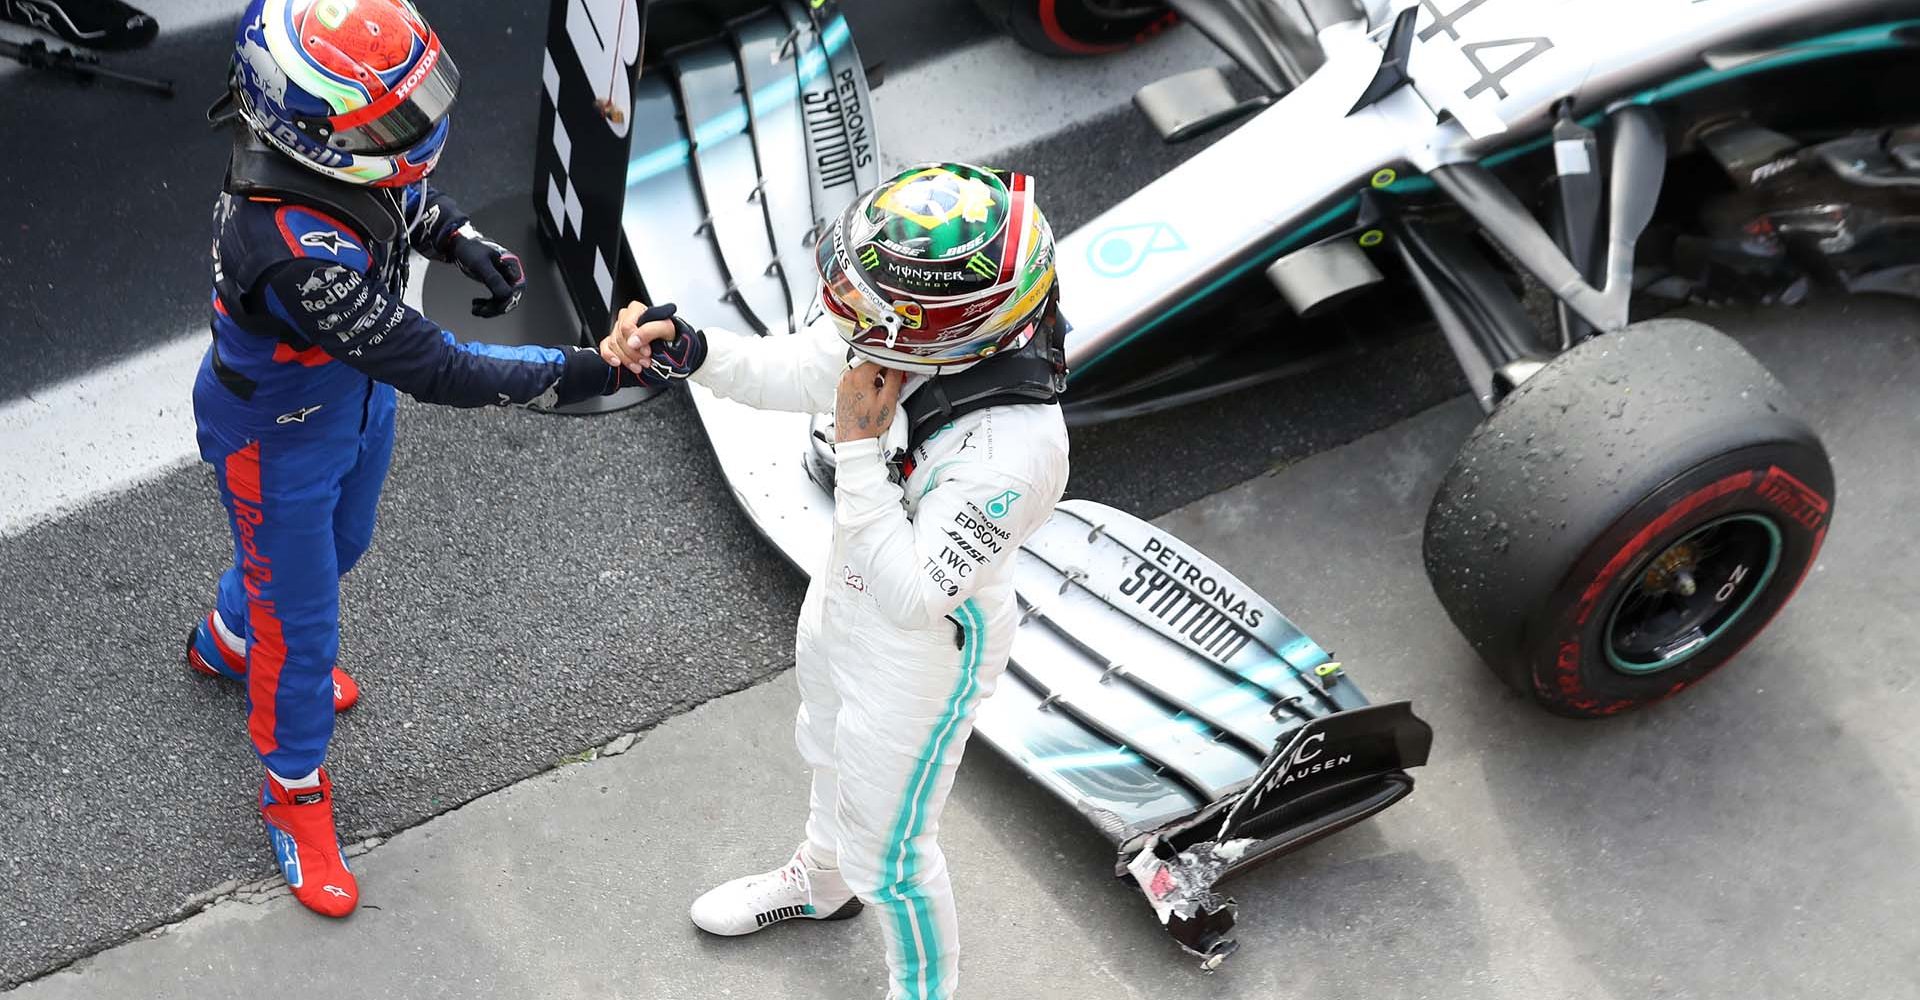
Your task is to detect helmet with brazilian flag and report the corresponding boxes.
[816,162,1058,373]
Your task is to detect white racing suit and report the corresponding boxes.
[693,321,1069,1000]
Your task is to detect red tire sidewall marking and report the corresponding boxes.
[1037,0,1124,54]
[1135,11,1180,43]
[1540,463,1832,714]
[1034,1,1177,54]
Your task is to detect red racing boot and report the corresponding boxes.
[185,613,360,712]
[261,768,359,918]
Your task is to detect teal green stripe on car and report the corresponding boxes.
[1605,514,1783,674]
[625,15,853,187]
[1627,19,1918,106]
[1071,19,1920,379]
[1071,198,1358,379]
[875,598,983,998]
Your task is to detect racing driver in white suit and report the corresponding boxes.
[602,163,1068,1000]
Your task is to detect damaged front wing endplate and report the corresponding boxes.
[1115,702,1432,966]
[984,502,1432,967]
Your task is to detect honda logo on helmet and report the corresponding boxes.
[390,43,439,104]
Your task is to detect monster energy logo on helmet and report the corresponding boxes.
[818,162,1058,375]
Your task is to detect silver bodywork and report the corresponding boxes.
[579,0,1910,963]
[1060,0,1915,379]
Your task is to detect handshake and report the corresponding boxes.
[597,301,707,386]
[596,301,906,443]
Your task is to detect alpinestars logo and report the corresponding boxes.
[9,1,109,38]
[755,903,815,927]
[300,230,350,254]
[417,205,443,244]
[11,1,53,32]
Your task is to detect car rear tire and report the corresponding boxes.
[971,0,1175,56]
[1423,319,1835,718]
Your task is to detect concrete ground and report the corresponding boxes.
[12,297,1917,999]
[1,5,1318,986]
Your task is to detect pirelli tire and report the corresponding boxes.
[971,0,1175,56]
[1423,319,1835,718]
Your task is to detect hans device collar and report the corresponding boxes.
[901,301,1067,456]
[221,130,401,245]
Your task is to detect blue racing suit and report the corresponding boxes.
[193,178,622,777]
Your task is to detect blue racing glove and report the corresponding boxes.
[629,302,708,387]
[446,223,527,318]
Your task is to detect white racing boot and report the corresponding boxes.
[689,845,863,936]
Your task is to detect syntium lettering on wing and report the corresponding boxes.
[1117,537,1266,663]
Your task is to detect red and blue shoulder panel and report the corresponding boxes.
[271,205,373,273]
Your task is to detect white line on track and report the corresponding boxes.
[0,335,208,538]
[0,257,428,541]
[0,23,1222,540]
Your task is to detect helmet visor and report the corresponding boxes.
[326,44,460,155]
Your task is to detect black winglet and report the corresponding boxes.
[1349,6,1419,116]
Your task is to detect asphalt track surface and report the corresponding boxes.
[12,1,1906,992]
[9,297,1915,1000]
[0,1,1464,986]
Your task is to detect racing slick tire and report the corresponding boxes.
[1422,319,1834,718]
[972,0,1175,56]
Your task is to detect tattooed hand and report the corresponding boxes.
[834,362,906,443]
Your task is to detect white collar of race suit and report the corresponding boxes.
[888,377,933,456]
[885,399,913,458]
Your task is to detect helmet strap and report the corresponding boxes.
[206,90,241,128]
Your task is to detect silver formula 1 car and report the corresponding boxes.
[528,0,1910,964]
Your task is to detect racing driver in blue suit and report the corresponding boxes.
[182,0,701,918]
